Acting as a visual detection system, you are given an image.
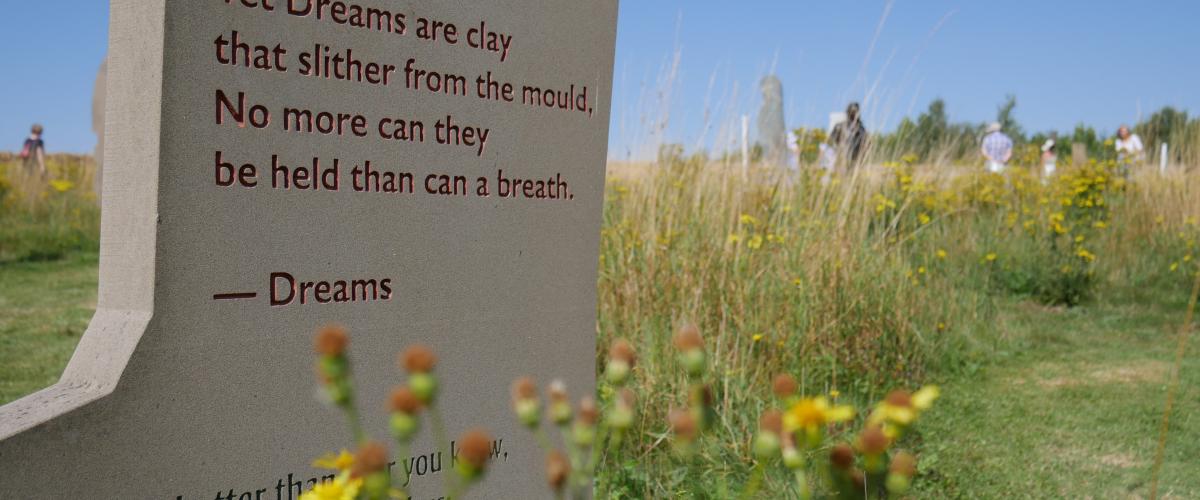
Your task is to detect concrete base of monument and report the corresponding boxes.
[0,310,150,441]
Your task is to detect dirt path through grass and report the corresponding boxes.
[914,293,1200,498]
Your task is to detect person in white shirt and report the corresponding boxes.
[1041,136,1057,180]
[1114,125,1143,176]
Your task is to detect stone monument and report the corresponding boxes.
[0,1,617,498]
[757,75,787,166]
[92,55,107,202]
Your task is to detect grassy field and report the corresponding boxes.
[0,252,97,403]
[2,254,1195,497]
[914,291,1200,498]
[2,154,1199,498]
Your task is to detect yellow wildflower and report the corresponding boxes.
[867,386,939,439]
[49,180,74,192]
[298,472,362,500]
[727,234,741,245]
[312,450,355,472]
[739,214,759,226]
[918,213,931,225]
[747,234,764,250]
[752,333,764,342]
[783,396,855,448]
[985,253,997,262]
[936,249,947,259]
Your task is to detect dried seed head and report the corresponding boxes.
[858,425,890,456]
[889,451,917,477]
[830,443,855,470]
[389,386,422,414]
[547,379,569,403]
[772,374,798,398]
[885,390,913,408]
[351,441,389,478]
[458,429,493,470]
[759,410,783,435]
[669,408,698,441]
[672,323,704,351]
[400,345,437,374]
[577,397,600,426]
[545,450,570,491]
[609,339,637,367]
[314,325,349,357]
[511,376,538,403]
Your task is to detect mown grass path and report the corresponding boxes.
[0,252,97,404]
[915,290,1200,498]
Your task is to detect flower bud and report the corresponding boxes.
[314,325,349,358]
[400,345,437,374]
[857,425,890,457]
[390,412,419,441]
[669,408,698,442]
[753,432,780,461]
[389,387,422,415]
[351,442,389,478]
[548,380,573,426]
[782,445,805,470]
[772,374,798,399]
[573,397,599,446]
[605,359,631,386]
[889,452,917,485]
[672,324,704,351]
[679,348,706,378]
[409,373,437,404]
[545,450,571,492]
[606,339,636,386]
[609,389,636,431]
[455,429,493,481]
[511,377,541,429]
[829,443,855,471]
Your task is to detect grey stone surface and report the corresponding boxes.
[757,75,787,166]
[0,1,617,498]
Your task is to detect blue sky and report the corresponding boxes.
[1,1,1196,156]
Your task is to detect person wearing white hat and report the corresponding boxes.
[981,122,1012,173]
[1041,133,1058,180]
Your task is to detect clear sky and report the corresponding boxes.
[1,1,1196,156]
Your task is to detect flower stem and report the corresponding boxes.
[428,403,458,498]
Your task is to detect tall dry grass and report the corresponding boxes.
[594,155,1198,495]
[0,154,100,263]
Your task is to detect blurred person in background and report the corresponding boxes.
[1114,124,1143,177]
[829,102,867,170]
[19,123,47,178]
[1041,133,1058,180]
[981,122,1013,173]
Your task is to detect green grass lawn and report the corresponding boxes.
[0,252,97,404]
[914,290,1200,498]
[1,254,1197,498]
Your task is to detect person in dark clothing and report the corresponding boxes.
[829,102,867,169]
[20,123,47,178]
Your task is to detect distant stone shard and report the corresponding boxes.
[92,55,107,202]
[757,75,787,167]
